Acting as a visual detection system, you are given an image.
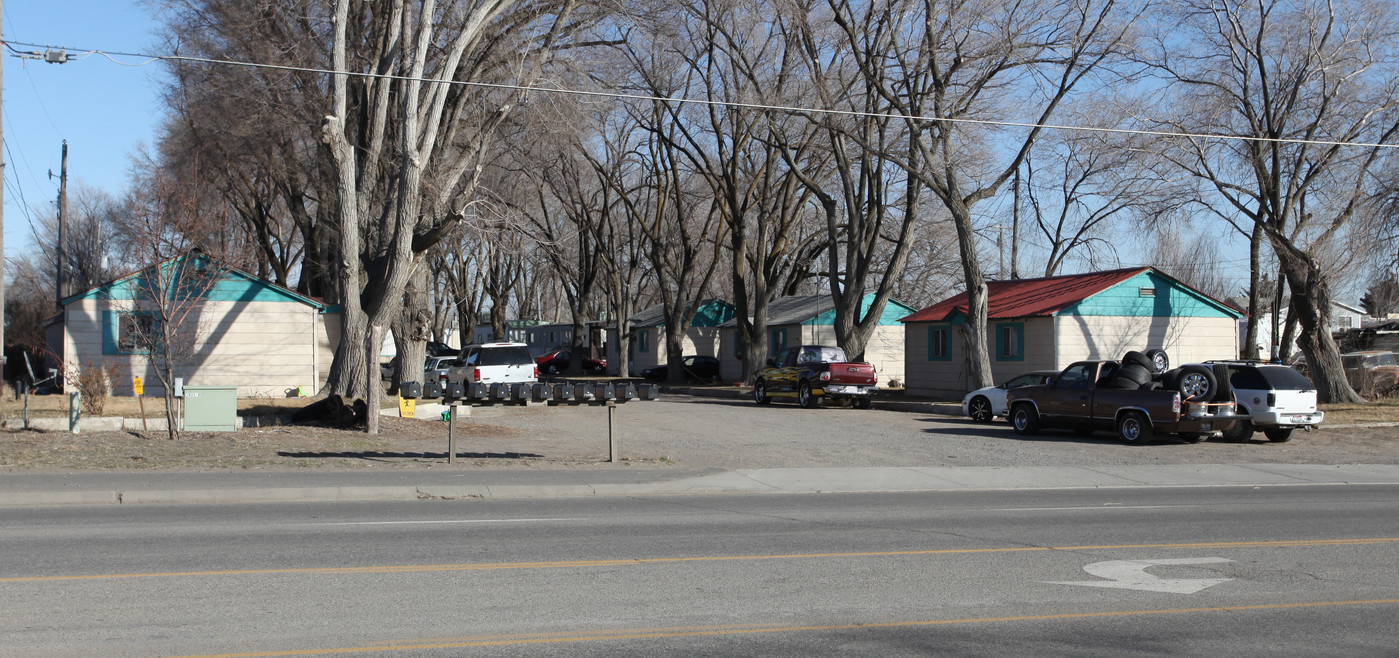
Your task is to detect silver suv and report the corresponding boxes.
[445,342,538,387]
[1209,361,1323,443]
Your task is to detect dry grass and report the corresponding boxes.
[1318,399,1399,425]
[0,391,397,421]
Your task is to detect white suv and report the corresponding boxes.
[1210,361,1324,443]
[445,342,538,387]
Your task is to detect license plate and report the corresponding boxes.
[1289,415,1309,423]
[1200,423,1212,431]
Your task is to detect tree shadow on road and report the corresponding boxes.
[276,450,545,462]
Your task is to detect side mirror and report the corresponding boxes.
[766,358,776,367]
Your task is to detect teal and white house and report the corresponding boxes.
[606,299,736,376]
[719,293,918,386]
[899,267,1245,398]
[47,253,340,398]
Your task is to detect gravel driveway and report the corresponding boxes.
[464,395,1397,470]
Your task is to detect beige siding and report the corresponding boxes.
[1052,316,1239,366]
[60,298,323,398]
[903,319,1057,398]
[608,326,723,376]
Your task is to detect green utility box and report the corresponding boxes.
[183,386,239,432]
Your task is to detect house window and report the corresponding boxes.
[996,323,1024,361]
[927,326,950,361]
[105,311,156,355]
[733,330,743,359]
[639,329,650,353]
[770,327,787,358]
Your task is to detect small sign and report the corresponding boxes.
[399,397,416,418]
[133,377,144,395]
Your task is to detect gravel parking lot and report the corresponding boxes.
[3,393,1393,471]
[465,395,1397,470]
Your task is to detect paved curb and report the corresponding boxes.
[3,464,1397,507]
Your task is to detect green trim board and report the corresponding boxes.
[808,294,918,326]
[995,322,1025,361]
[1061,271,1242,319]
[62,254,324,309]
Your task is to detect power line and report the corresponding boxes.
[6,39,1399,152]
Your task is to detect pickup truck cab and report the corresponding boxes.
[753,345,878,409]
[1005,360,1241,444]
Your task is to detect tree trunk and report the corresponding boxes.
[1242,225,1264,360]
[1278,251,1363,403]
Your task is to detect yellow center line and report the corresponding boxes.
[4,537,1396,583]
[172,599,1399,657]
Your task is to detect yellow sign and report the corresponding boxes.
[133,377,144,395]
[398,397,416,418]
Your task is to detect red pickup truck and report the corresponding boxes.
[1004,360,1242,444]
[753,345,878,409]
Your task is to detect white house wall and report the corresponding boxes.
[1054,315,1238,367]
[63,298,323,398]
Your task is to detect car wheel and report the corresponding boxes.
[968,396,994,422]
[1221,413,1255,442]
[1145,348,1170,374]
[545,364,559,375]
[798,381,820,408]
[1118,363,1154,386]
[1170,365,1217,401]
[1117,410,1153,445]
[753,379,772,405]
[1010,404,1040,435]
[852,397,872,410]
[1264,427,1294,443]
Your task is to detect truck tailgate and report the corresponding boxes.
[826,362,877,386]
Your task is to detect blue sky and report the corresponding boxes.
[3,0,164,256]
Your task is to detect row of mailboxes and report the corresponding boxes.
[398,381,660,405]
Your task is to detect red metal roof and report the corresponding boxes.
[900,267,1150,323]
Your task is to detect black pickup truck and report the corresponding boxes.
[1005,359,1242,444]
[753,345,878,409]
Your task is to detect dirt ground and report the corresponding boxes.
[1,390,1395,472]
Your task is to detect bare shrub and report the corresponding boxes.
[65,359,130,416]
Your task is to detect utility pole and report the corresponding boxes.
[1,0,7,368]
[55,142,68,306]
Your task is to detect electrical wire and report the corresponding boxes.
[5,39,1399,152]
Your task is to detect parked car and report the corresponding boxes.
[753,345,878,409]
[445,342,538,386]
[1341,351,1399,397]
[535,349,607,375]
[423,356,455,385]
[1208,360,1323,443]
[426,341,459,357]
[962,371,1057,422]
[642,355,722,383]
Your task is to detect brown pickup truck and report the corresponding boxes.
[1004,360,1242,444]
[753,345,878,409]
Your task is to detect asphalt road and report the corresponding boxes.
[4,485,1397,656]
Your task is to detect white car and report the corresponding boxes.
[962,371,1056,422]
[1210,361,1323,443]
[423,356,455,385]
[445,342,538,387]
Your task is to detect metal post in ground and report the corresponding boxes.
[607,402,618,463]
[447,404,457,464]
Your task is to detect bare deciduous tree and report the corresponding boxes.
[1144,0,1399,402]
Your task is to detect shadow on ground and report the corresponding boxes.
[276,451,545,461]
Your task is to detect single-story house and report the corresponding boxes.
[47,253,340,398]
[718,293,917,387]
[900,267,1244,398]
[606,299,736,376]
[1243,300,1369,357]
